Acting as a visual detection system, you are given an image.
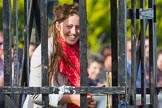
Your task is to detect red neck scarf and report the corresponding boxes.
[59,36,80,108]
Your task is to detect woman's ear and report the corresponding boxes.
[55,21,61,32]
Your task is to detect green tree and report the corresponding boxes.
[156,1,162,48]
[86,0,110,53]
[0,0,24,41]
[1,0,162,51]
[59,0,162,52]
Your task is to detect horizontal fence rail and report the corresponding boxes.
[3,86,125,94]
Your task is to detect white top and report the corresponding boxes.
[23,37,69,108]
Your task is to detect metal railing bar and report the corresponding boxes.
[149,0,158,107]
[79,0,88,107]
[130,0,137,105]
[2,86,125,94]
[140,0,146,106]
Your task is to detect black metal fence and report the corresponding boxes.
[1,0,158,108]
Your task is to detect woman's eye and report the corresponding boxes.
[66,25,72,28]
[76,26,80,29]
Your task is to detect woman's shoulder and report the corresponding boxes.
[30,37,54,67]
[30,45,41,67]
[48,36,54,54]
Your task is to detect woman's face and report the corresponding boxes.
[58,14,80,45]
[157,54,162,72]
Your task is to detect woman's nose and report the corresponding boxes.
[71,27,76,34]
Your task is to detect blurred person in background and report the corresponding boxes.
[144,38,150,87]
[100,43,111,61]
[157,49,162,87]
[87,53,105,87]
[87,53,107,108]
[100,43,111,83]
[0,32,4,87]
[126,38,142,88]
[29,42,36,59]
[103,52,112,72]
[0,31,4,107]
[145,38,149,67]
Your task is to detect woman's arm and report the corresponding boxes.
[28,40,64,107]
[59,94,96,108]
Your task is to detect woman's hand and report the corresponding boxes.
[60,94,96,107]
[87,95,96,108]
[60,94,80,106]
[70,94,80,106]
[71,94,96,108]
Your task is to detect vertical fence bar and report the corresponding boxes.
[111,0,118,107]
[79,0,88,108]
[40,0,49,107]
[140,0,146,106]
[13,0,19,88]
[118,0,127,107]
[34,0,41,45]
[130,0,137,106]
[3,0,12,89]
[3,0,12,107]
[23,0,30,87]
[19,1,30,107]
[148,0,157,107]
[13,0,20,107]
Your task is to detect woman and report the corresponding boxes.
[23,3,96,108]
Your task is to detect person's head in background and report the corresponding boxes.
[145,37,149,63]
[157,49,162,87]
[127,38,131,60]
[0,32,3,60]
[104,53,112,72]
[87,53,104,81]
[157,49,162,72]
[100,44,112,71]
[48,3,80,85]
[101,43,111,60]
[29,42,36,59]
